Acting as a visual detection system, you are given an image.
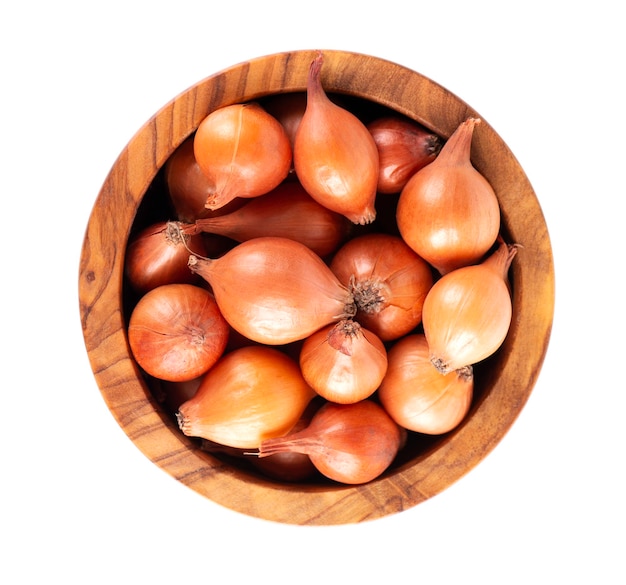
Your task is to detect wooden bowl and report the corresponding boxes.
[78,49,554,525]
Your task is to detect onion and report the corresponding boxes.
[176,346,316,449]
[422,239,518,374]
[127,284,229,382]
[367,116,443,194]
[124,221,207,295]
[293,51,379,225]
[187,236,356,345]
[396,118,501,274]
[193,103,292,211]
[329,233,434,341]
[378,334,473,434]
[164,136,245,222]
[299,319,388,404]
[192,180,351,257]
[257,400,403,484]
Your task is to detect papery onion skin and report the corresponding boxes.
[396,118,500,274]
[293,51,379,225]
[193,180,352,258]
[127,284,229,382]
[257,400,403,485]
[422,239,518,374]
[367,116,443,194]
[299,319,388,404]
[194,103,292,211]
[176,346,316,449]
[188,236,356,345]
[379,334,473,434]
[124,221,207,295]
[330,233,434,341]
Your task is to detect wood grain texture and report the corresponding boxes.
[78,50,555,525]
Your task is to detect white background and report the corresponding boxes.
[2,1,624,583]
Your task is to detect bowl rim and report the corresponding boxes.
[78,49,555,525]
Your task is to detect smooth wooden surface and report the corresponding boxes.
[78,49,555,525]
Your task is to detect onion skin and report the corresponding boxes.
[379,334,473,434]
[188,236,356,345]
[396,118,500,274]
[294,51,379,225]
[367,116,443,194]
[422,239,518,374]
[193,103,292,211]
[299,319,388,404]
[127,284,229,382]
[193,180,351,257]
[176,346,316,449]
[330,233,434,341]
[257,400,403,485]
[124,221,207,295]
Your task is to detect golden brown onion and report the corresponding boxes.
[379,334,473,434]
[187,237,356,345]
[422,239,518,373]
[293,51,379,225]
[396,118,500,274]
[194,103,292,211]
[177,346,316,449]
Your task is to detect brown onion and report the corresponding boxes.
[257,400,403,484]
[367,116,443,194]
[329,233,434,341]
[193,103,292,211]
[164,137,244,222]
[124,221,207,295]
[378,334,473,434]
[293,51,379,225]
[299,319,387,404]
[192,180,351,257]
[396,118,500,274]
[188,236,356,345]
[127,284,229,382]
[177,346,316,449]
[422,239,518,374]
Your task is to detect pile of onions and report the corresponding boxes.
[123,51,519,487]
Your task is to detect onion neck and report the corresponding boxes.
[439,117,480,167]
[483,238,519,279]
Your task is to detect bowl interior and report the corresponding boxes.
[78,49,554,525]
